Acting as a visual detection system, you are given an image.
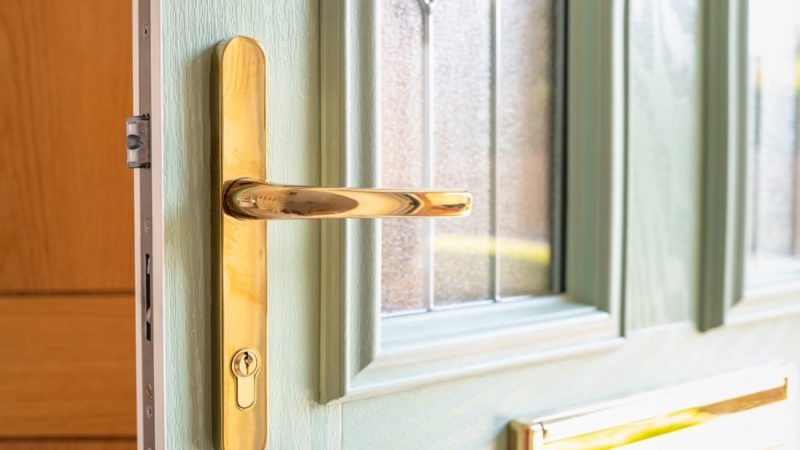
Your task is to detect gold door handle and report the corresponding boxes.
[224,179,472,220]
[212,36,471,450]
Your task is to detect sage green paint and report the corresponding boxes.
[320,0,623,404]
[340,318,800,450]
[699,0,749,329]
[158,0,800,449]
[625,0,703,329]
[161,1,339,448]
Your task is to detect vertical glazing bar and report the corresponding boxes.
[751,58,762,255]
[490,0,501,301]
[550,0,568,293]
[419,0,436,311]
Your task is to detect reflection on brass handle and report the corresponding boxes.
[212,35,472,450]
[224,179,472,220]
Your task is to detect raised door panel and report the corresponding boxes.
[0,0,136,442]
[0,0,133,293]
[0,440,136,450]
[0,295,136,438]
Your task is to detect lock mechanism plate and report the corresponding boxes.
[212,36,268,450]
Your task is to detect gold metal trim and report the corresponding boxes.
[212,35,472,449]
[509,364,796,450]
[212,36,268,450]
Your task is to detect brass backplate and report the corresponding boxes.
[212,36,268,450]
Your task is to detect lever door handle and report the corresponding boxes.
[212,36,471,450]
[224,179,472,220]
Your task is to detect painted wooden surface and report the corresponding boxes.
[625,0,703,329]
[341,319,800,450]
[320,0,624,403]
[0,295,135,438]
[337,0,800,448]
[699,0,749,330]
[0,0,133,293]
[699,0,800,329]
[161,0,800,449]
[160,1,339,448]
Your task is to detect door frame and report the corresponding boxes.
[132,1,166,449]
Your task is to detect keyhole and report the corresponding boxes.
[234,350,257,377]
[231,349,259,409]
[243,353,254,374]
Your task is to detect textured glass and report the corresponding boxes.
[381,0,427,313]
[381,0,560,314]
[432,0,493,306]
[497,0,555,297]
[745,0,800,285]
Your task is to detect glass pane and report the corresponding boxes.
[432,0,493,306]
[381,0,561,315]
[745,0,800,287]
[497,0,558,297]
[381,0,428,313]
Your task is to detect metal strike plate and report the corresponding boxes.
[212,36,268,450]
[125,115,151,168]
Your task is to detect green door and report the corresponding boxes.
[141,0,800,448]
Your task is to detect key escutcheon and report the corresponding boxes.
[231,349,260,409]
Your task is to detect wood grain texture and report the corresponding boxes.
[0,439,135,450]
[0,0,133,293]
[161,0,339,449]
[700,0,800,328]
[319,0,382,403]
[0,295,136,438]
[699,0,748,330]
[342,319,800,450]
[160,0,800,448]
[625,0,703,329]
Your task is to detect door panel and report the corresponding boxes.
[158,1,335,449]
[0,0,136,445]
[0,440,136,450]
[341,321,800,449]
[0,0,134,292]
[156,0,800,449]
[0,296,135,438]
[625,0,702,329]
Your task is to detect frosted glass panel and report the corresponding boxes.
[745,0,800,287]
[381,0,562,315]
[497,0,558,297]
[432,0,493,306]
[381,0,427,313]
